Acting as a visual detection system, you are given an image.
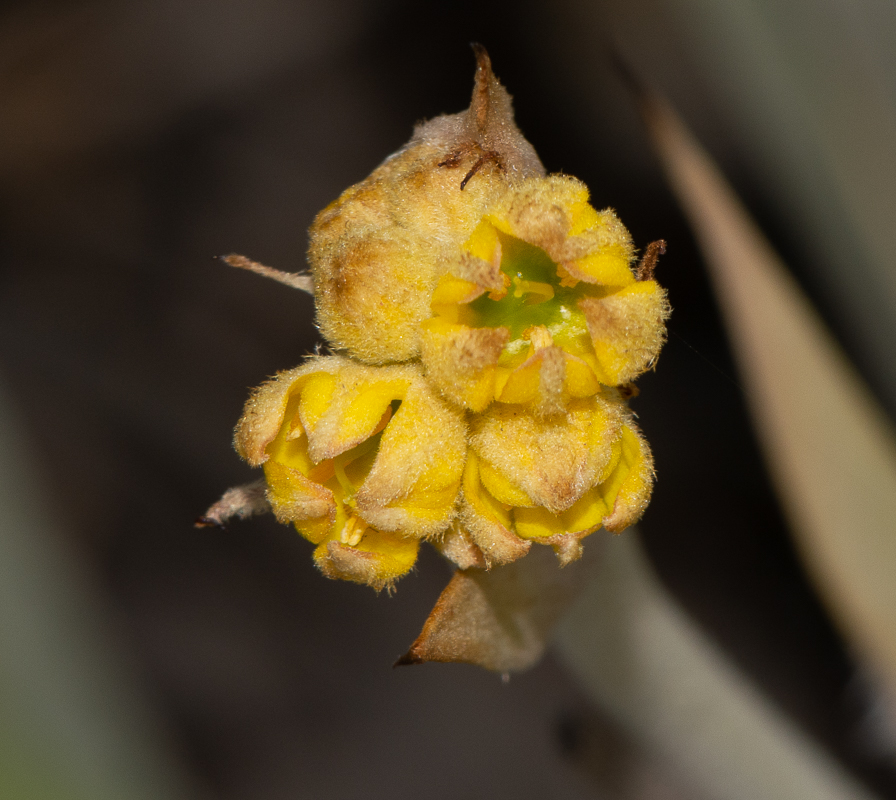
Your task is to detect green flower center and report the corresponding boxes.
[462,232,606,362]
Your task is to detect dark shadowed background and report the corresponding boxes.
[2,1,895,798]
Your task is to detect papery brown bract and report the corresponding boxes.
[397,544,600,673]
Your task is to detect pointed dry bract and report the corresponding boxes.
[397,544,600,672]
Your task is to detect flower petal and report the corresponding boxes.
[314,530,419,592]
[580,281,670,386]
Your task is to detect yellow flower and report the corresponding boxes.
[309,46,544,365]
[421,176,669,414]
[202,47,668,674]
[234,357,467,590]
[458,394,654,566]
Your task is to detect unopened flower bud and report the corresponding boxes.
[309,46,545,365]
[234,357,467,590]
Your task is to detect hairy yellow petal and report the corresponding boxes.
[296,372,336,434]
[581,281,670,386]
[313,530,419,592]
[419,318,508,411]
[601,424,655,533]
[478,458,534,508]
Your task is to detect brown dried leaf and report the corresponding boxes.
[397,542,600,673]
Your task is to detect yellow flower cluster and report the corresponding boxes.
[230,49,668,590]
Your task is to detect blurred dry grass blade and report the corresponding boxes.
[640,91,896,697]
[0,380,201,800]
[556,534,880,800]
[398,543,600,673]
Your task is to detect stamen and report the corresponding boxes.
[525,325,554,350]
[556,263,579,288]
[285,410,304,440]
[333,455,353,499]
[332,433,384,502]
[511,275,555,304]
[340,515,368,547]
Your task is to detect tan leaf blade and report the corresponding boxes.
[556,534,881,800]
[397,544,599,673]
[642,91,896,694]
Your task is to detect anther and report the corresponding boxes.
[340,516,368,547]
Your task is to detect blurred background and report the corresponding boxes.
[1,0,895,797]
